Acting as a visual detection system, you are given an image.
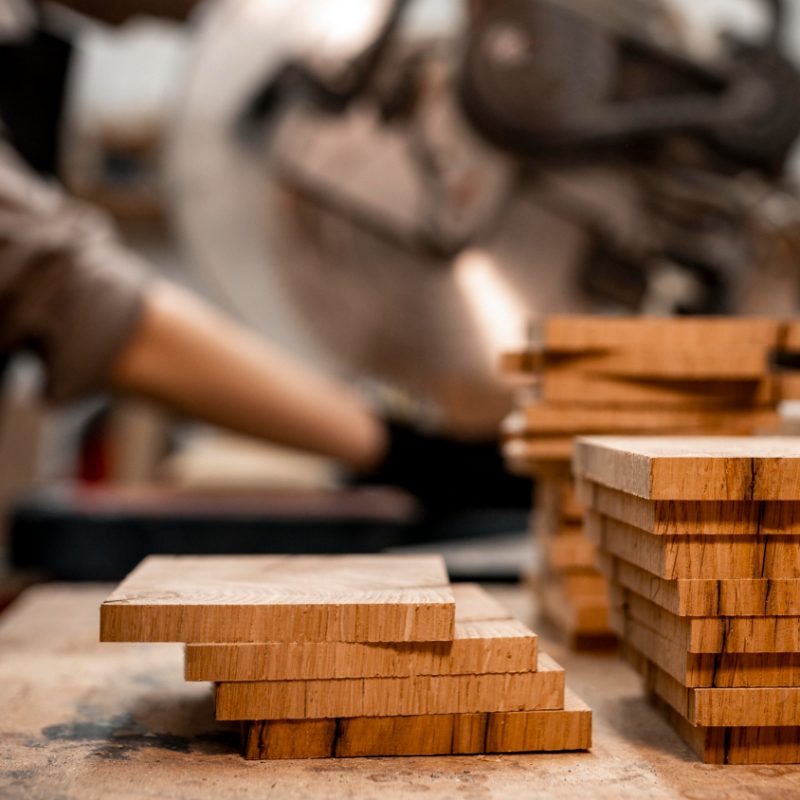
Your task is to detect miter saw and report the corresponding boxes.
[168,0,800,444]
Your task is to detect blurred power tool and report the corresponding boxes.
[169,0,800,438]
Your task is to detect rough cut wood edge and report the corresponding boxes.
[100,554,455,643]
[625,644,800,727]
[650,693,800,765]
[185,584,538,681]
[215,654,566,721]
[602,554,800,617]
[573,436,800,500]
[240,688,591,759]
[577,479,800,535]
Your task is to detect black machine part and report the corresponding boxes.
[458,0,800,173]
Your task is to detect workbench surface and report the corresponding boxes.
[2,585,799,800]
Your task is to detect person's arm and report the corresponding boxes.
[0,140,386,471]
[109,281,387,471]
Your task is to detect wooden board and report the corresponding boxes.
[535,480,583,525]
[544,532,598,572]
[627,647,800,727]
[573,436,800,500]
[651,693,800,765]
[214,653,566,720]
[578,480,800,535]
[538,371,777,408]
[503,437,574,469]
[185,584,537,682]
[603,555,800,617]
[623,615,800,688]
[587,513,800,579]
[515,404,778,436]
[539,582,612,639]
[100,555,455,643]
[613,589,800,653]
[532,316,783,353]
[240,689,592,759]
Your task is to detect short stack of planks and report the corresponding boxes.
[100,554,591,759]
[574,435,800,764]
[501,316,789,647]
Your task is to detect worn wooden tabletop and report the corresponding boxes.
[1,584,799,800]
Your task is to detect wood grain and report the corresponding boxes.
[578,480,800,535]
[514,404,778,436]
[573,436,800,500]
[538,371,777,408]
[185,584,537,681]
[100,555,455,643]
[652,693,800,765]
[240,689,591,759]
[624,616,800,688]
[627,647,800,726]
[603,555,800,616]
[587,513,800,579]
[214,653,565,720]
[613,589,800,653]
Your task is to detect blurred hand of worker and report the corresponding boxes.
[0,139,386,473]
[109,280,387,472]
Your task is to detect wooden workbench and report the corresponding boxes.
[2,585,799,799]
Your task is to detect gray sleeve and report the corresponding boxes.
[0,140,149,402]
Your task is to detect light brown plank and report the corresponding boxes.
[651,693,800,765]
[577,480,800,535]
[624,616,800,688]
[214,654,565,720]
[628,648,800,727]
[538,371,776,408]
[587,513,800,579]
[185,584,537,681]
[100,555,455,643]
[603,555,800,616]
[240,689,591,759]
[613,589,800,653]
[516,404,778,436]
[573,436,800,500]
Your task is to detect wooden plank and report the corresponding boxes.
[587,513,800,580]
[578,480,800,535]
[240,719,335,759]
[573,436,800,500]
[624,616,800,688]
[613,589,800,652]
[544,532,598,572]
[185,584,537,682]
[100,555,455,644]
[536,316,782,354]
[650,693,800,765]
[537,578,613,639]
[603,555,800,616]
[629,648,800,727]
[240,690,591,759]
[214,654,566,720]
[539,371,777,408]
[515,404,778,436]
[503,437,574,469]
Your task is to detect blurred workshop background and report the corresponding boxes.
[3,0,800,606]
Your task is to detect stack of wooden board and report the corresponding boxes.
[100,554,591,759]
[573,435,800,764]
[501,316,785,647]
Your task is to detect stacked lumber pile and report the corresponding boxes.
[100,554,591,759]
[501,316,785,647]
[574,435,800,764]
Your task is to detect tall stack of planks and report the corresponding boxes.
[501,316,786,647]
[100,554,591,759]
[574,436,800,764]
